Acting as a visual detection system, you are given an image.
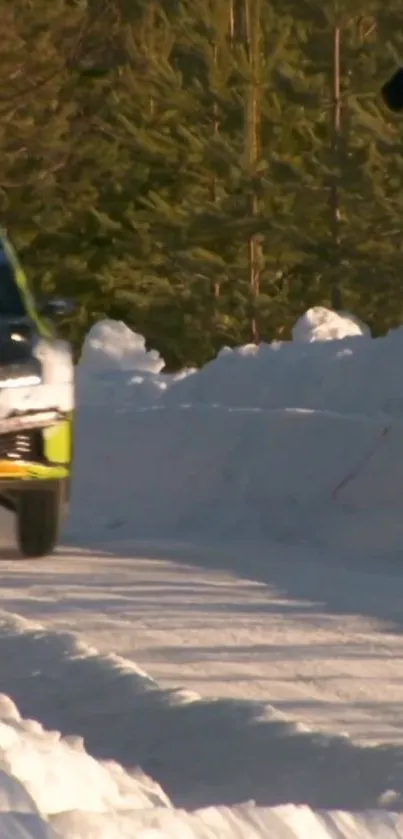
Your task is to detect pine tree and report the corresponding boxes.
[267,0,403,329]
[2,0,403,364]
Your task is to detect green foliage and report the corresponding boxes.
[1,0,403,367]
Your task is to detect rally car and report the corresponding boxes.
[0,231,74,557]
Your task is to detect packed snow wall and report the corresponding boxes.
[70,309,403,558]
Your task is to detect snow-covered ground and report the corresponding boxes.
[2,307,403,836]
[1,611,403,838]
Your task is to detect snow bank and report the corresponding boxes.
[52,805,403,839]
[68,308,403,558]
[70,405,383,545]
[0,694,168,838]
[0,612,403,838]
[70,405,403,558]
[0,697,168,817]
[161,322,402,416]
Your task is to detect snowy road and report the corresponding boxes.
[2,508,403,757]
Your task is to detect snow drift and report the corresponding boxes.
[70,309,403,559]
[77,318,193,408]
[0,611,403,838]
[292,306,370,343]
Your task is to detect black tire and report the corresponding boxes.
[16,481,66,558]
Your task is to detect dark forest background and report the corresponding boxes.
[1,0,403,368]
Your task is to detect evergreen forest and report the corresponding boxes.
[2,0,403,368]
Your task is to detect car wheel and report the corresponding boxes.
[16,481,67,558]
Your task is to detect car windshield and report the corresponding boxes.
[0,250,26,317]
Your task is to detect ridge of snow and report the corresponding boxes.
[77,319,194,408]
[0,612,402,837]
[79,319,165,374]
[292,306,370,343]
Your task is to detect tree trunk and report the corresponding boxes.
[330,23,342,310]
[143,0,156,116]
[244,0,262,343]
[211,39,220,300]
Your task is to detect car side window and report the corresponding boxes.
[0,248,26,317]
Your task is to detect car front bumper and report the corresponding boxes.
[0,409,72,488]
